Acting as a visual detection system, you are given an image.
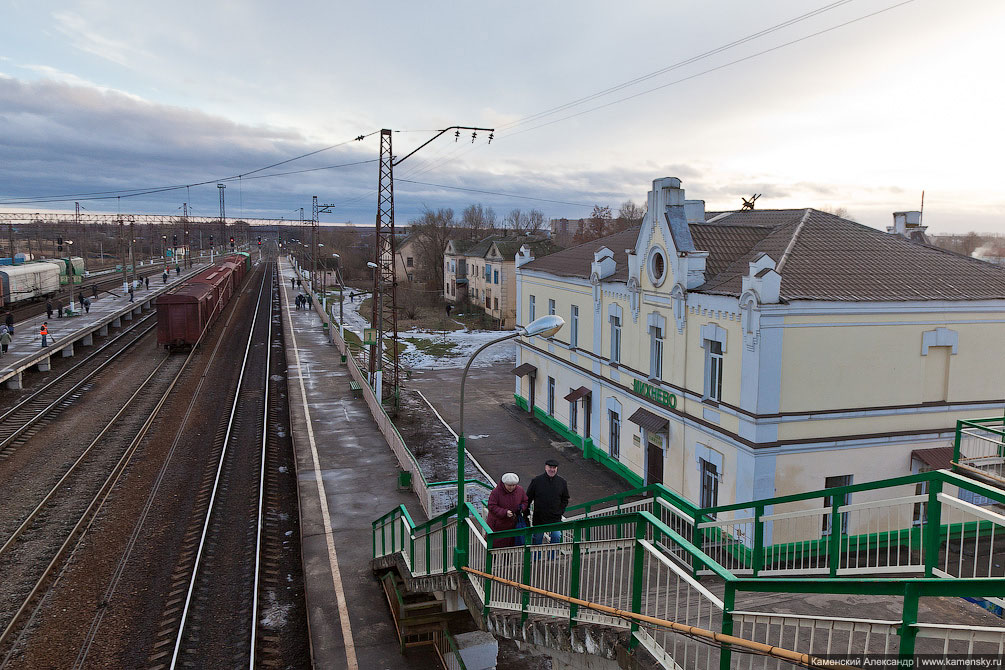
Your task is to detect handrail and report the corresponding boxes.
[461,567,855,670]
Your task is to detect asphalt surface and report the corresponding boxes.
[407,364,633,510]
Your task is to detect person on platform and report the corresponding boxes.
[487,473,529,548]
[162,270,168,284]
[0,326,10,355]
[83,297,91,314]
[40,322,49,348]
[145,276,150,290]
[46,300,53,319]
[4,312,13,337]
[526,459,570,546]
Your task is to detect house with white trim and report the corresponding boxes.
[513,176,1005,520]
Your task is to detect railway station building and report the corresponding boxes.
[513,176,1005,514]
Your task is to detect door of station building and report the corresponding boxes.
[645,432,665,485]
[528,375,536,414]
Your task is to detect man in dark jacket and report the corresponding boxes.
[526,459,569,546]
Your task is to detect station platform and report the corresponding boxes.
[0,266,198,389]
[280,257,637,669]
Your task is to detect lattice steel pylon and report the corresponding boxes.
[368,125,494,407]
[370,129,399,404]
[312,196,335,293]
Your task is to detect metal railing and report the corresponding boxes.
[954,419,1005,486]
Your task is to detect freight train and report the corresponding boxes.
[156,253,252,350]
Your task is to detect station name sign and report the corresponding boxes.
[633,379,677,409]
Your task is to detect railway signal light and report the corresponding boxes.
[257,236,261,246]
[209,234,214,244]
[173,234,178,246]
[57,236,63,252]
[230,236,235,249]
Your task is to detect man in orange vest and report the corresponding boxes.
[40,322,48,348]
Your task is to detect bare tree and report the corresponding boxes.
[614,200,646,231]
[461,204,497,240]
[504,208,546,233]
[410,207,456,288]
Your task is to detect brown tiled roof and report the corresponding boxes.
[521,208,1005,301]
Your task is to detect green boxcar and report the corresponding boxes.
[235,251,251,272]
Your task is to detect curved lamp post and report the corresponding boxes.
[454,314,564,569]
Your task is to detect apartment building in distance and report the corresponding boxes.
[444,234,560,327]
[513,176,1005,513]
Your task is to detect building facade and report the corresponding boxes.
[514,176,1005,519]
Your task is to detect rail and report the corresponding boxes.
[374,466,1005,668]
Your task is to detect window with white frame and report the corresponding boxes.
[569,390,578,432]
[548,298,556,315]
[547,377,555,415]
[608,409,620,458]
[529,295,536,322]
[699,458,719,510]
[649,324,664,380]
[570,305,579,348]
[705,340,723,402]
[610,315,621,363]
[494,269,499,284]
[406,256,413,268]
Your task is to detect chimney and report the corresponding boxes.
[887,211,926,238]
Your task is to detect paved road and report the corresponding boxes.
[407,363,633,510]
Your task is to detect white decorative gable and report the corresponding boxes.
[516,244,535,268]
[633,177,708,293]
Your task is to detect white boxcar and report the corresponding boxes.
[0,262,62,308]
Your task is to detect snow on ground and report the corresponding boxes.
[332,285,517,370]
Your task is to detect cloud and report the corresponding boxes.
[51,11,149,68]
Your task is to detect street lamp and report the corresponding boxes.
[454,314,564,569]
[332,253,344,336]
[161,235,168,274]
[367,261,380,394]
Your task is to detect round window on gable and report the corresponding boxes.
[647,246,668,287]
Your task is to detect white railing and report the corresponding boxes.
[935,493,1005,578]
[837,494,928,575]
[913,622,1005,656]
[958,425,1005,485]
[698,513,755,576]
[731,612,900,664]
[467,519,488,604]
[634,539,724,670]
[568,497,696,569]
[759,505,832,576]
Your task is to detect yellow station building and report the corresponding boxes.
[513,177,1005,516]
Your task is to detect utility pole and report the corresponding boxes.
[75,201,85,271]
[183,202,191,268]
[130,221,137,288]
[312,196,335,295]
[370,125,493,406]
[118,218,127,293]
[218,184,227,255]
[6,220,13,259]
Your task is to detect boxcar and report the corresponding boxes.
[189,264,236,310]
[156,283,217,350]
[0,262,62,309]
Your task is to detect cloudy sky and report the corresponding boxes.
[1,0,1003,234]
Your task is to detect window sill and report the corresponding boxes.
[701,398,720,408]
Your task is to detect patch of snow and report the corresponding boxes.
[467,434,490,440]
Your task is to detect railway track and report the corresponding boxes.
[0,342,191,661]
[150,261,278,669]
[0,311,156,452]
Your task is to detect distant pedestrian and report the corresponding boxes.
[291,278,296,289]
[526,459,570,546]
[176,265,180,275]
[40,322,48,348]
[57,303,63,318]
[163,271,168,284]
[487,473,528,548]
[4,312,13,337]
[129,286,135,303]
[0,326,10,355]
[145,276,150,290]
[46,300,53,319]
[78,290,84,306]
[296,278,301,288]
[92,284,98,298]
[83,298,91,314]
[445,303,452,317]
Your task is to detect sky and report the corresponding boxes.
[1,0,1003,234]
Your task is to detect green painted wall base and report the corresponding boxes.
[514,394,644,489]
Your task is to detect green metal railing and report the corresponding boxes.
[954,418,1005,486]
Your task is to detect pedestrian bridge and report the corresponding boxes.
[373,419,1005,669]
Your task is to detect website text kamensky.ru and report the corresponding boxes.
[812,657,1004,668]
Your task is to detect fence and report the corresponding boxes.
[954,418,1005,486]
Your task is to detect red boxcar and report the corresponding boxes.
[156,257,246,350]
[156,283,217,349]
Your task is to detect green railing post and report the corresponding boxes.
[372,523,377,559]
[483,536,494,618]
[521,540,532,624]
[898,582,920,663]
[751,505,764,576]
[924,479,943,577]
[719,582,735,670]
[828,499,842,578]
[629,521,646,649]
[569,525,582,627]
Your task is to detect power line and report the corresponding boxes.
[396,178,594,208]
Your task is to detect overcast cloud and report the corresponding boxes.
[1,1,1004,232]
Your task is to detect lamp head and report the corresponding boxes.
[367,262,378,269]
[518,314,564,338]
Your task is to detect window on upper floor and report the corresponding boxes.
[529,295,536,322]
[609,409,620,459]
[699,458,719,511]
[610,315,621,363]
[485,265,492,281]
[570,305,579,348]
[494,269,499,284]
[569,390,578,432]
[493,297,498,311]
[548,299,555,316]
[649,325,664,380]
[547,377,555,415]
[704,340,723,402]
[407,256,413,267]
